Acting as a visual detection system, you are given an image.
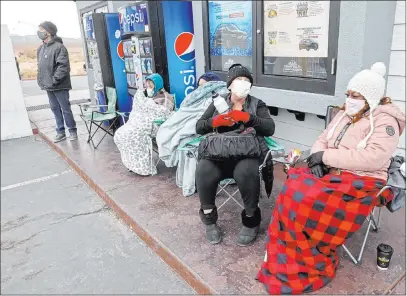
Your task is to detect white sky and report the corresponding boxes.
[1,1,81,38]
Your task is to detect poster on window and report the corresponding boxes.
[264,1,330,58]
[208,1,252,71]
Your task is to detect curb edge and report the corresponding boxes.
[38,132,215,295]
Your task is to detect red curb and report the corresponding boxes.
[38,131,215,295]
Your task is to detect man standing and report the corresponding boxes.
[37,21,77,142]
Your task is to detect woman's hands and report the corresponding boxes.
[212,110,251,128]
[212,114,234,128]
[307,151,324,167]
[310,165,326,178]
[307,151,328,178]
[228,110,250,123]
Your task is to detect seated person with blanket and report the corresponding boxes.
[156,72,223,196]
[195,64,275,246]
[258,62,406,294]
[114,73,174,176]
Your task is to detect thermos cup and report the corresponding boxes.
[377,243,394,270]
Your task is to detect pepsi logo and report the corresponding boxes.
[174,32,195,62]
[117,40,124,60]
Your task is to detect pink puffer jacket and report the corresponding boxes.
[311,104,406,181]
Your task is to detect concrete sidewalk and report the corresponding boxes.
[34,123,406,295]
[1,137,194,294]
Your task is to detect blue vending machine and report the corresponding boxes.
[87,13,130,120]
[118,1,196,108]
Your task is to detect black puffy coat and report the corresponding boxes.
[37,37,72,91]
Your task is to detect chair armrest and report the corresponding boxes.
[177,136,205,151]
[91,110,116,116]
[116,111,130,117]
[153,119,166,125]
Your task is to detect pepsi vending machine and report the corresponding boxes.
[118,1,196,108]
[83,13,129,114]
[118,1,169,97]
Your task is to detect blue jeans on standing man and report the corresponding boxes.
[47,90,77,135]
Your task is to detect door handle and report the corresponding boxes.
[331,58,337,75]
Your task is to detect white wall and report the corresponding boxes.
[1,25,32,140]
[386,1,406,156]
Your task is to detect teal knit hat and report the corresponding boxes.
[146,73,164,96]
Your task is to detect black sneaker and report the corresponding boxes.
[53,133,66,143]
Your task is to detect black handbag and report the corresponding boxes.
[197,128,261,161]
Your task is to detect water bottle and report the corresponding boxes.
[212,91,230,114]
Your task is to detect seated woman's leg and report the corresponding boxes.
[233,158,261,246]
[257,167,387,294]
[196,159,224,244]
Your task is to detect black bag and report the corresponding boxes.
[198,128,261,161]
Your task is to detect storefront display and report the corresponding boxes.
[208,1,252,72]
[263,1,330,79]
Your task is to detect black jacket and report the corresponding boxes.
[37,37,72,91]
[196,94,276,197]
[196,94,275,137]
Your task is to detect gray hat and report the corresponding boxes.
[39,21,58,36]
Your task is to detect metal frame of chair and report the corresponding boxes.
[79,87,125,149]
[178,136,286,209]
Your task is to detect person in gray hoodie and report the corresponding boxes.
[37,21,77,142]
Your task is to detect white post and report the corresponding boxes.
[1,24,32,140]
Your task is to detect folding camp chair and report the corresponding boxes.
[79,87,125,149]
[342,178,406,265]
[178,135,286,208]
[321,106,406,265]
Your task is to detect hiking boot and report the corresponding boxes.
[53,133,66,143]
[69,133,78,141]
[237,208,261,246]
[205,224,222,245]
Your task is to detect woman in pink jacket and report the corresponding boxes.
[258,62,405,295]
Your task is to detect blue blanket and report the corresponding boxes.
[156,81,228,196]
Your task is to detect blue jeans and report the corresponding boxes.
[47,90,77,135]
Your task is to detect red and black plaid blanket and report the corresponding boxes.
[257,167,392,295]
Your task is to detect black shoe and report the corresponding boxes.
[237,225,259,246]
[205,224,222,245]
[237,208,261,246]
[199,207,221,245]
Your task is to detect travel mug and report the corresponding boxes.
[377,243,394,270]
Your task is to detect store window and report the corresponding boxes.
[207,1,253,72]
[203,0,340,95]
[262,1,330,79]
[80,2,108,69]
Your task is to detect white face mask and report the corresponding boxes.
[146,88,154,98]
[345,97,366,116]
[230,80,251,99]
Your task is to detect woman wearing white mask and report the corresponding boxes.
[195,64,275,246]
[258,62,405,294]
[114,73,174,175]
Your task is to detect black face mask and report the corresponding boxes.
[37,31,48,40]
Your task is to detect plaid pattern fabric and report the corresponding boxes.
[257,167,392,295]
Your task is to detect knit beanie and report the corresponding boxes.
[198,72,221,84]
[39,21,58,36]
[327,62,387,149]
[227,64,253,89]
[146,73,164,96]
